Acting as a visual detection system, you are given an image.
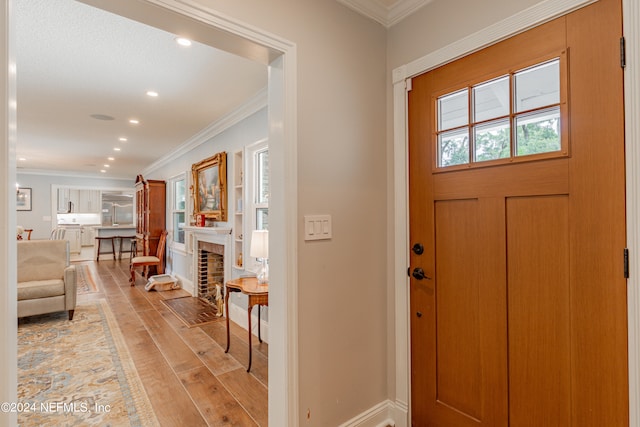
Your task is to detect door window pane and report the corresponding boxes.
[438,129,469,167]
[474,119,511,162]
[514,59,560,113]
[438,89,468,130]
[515,107,561,156]
[473,76,509,122]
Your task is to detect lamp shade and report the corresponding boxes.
[250,230,269,259]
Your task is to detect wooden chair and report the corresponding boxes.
[129,230,167,285]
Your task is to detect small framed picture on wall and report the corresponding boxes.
[17,187,32,211]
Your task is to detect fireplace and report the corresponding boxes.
[197,241,224,304]
[184,226,232,303]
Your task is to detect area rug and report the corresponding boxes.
[74,264,99,295]
[17,300,159,426]
[161,296,223,328]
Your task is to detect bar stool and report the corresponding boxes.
[117,235,137,260]
[95,236,116,261]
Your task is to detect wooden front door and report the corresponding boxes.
[408,0,628,425]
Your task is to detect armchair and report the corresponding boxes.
[17,240,77,320]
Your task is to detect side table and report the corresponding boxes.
[225,277,269,372]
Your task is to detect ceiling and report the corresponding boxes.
[15,0,268,179]
[15,0,428,180]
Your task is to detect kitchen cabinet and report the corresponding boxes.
[57,189,101,213]
[65,227,82,254]
[81,226,98,247]
[79,190,101,213]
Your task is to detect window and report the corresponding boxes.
[170,175,186,247]
[436,57,564,169]
[245,140,269,270]
[255,148,269,231]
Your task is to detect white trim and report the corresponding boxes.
[337,400,396,427]
[17,168,134,180]
[624,0,640,424]
[228,301,269,344]
[395,0,597,82]
[1,0,18,425]
[392,0,598,425]
[143,88,267,177]
[336,0,433,28]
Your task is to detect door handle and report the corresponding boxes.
[412,267,431,281]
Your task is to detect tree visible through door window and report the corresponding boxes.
[436,57,565,169]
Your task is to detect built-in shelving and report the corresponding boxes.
[233,150,244,270]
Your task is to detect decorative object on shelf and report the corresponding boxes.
[237,252,243,267]
[192,151,227,222]
[196,214,206,227]
[250,229,269,284]
[16,225,24,240]
[16,187,32,211]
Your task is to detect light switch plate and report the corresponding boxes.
[304,215,332,241]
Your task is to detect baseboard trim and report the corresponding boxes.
[338,400,401,427]
[228,302,269,343]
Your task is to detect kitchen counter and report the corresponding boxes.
[92,225,136,230]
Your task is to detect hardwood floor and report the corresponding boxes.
[76,259,268,426]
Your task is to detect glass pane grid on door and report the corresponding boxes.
[435,57,562,169]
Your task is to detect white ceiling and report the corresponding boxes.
[15,0,268,179]
[15,0,427,180]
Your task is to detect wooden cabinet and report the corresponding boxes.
[135,175,166,263]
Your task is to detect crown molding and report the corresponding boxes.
[336,0,433,28]
[142,87,268,176]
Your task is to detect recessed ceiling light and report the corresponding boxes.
[146,91,159,97]
[176,37,192,47]
[129,119,139,125]
[18,157,26,161]
[90,113,115,121]
[119,137,128,142]
[108,157,115,161]
[103,164,110,168]
[114,147,121,152]
[100,170,107,173]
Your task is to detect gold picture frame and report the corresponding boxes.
[192,152,227,221]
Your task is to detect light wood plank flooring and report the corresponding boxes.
[75,259,268,426]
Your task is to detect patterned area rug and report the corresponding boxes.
[75,264,99,295]
[18,300,159,426]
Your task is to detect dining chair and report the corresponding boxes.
[50,227,66,240]
[129,230,167,285]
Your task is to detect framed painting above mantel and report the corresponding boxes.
[192,152,227,222]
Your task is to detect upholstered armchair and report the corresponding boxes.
[17,240,77,320]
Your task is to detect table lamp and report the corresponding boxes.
[250,229,269,284]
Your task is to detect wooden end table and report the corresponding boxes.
[225,277,269,372]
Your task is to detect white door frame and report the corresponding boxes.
[391,0,640,426]
[0,1,299,425]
